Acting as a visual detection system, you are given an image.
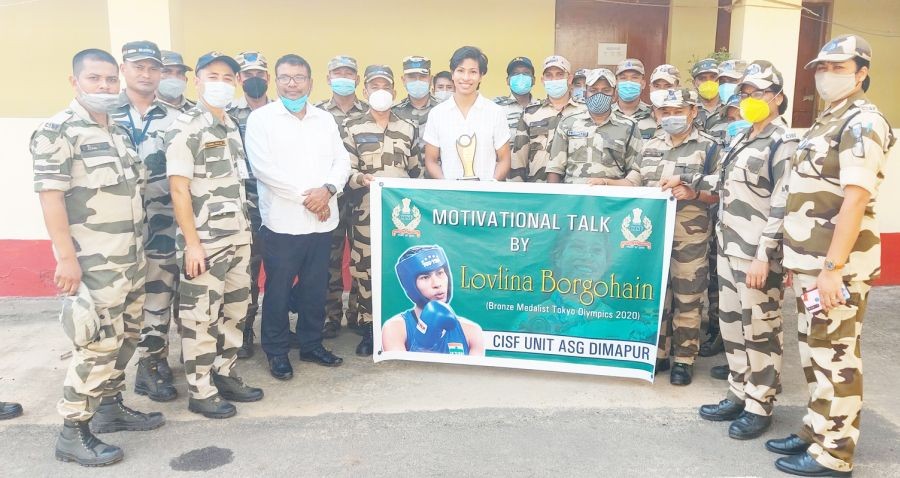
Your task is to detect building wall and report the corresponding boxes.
[667,0,719,75]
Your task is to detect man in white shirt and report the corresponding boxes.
[423,46,511,181]
[245,54,350,379]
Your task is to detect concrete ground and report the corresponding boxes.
[0,288,898,477]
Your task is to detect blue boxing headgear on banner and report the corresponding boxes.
[395,245,453,307]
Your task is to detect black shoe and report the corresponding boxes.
[729,411,772,440]
[213,374,264,402]
[55,420,124,467]
[699,398,744,422]
[710,364,730,380]
[288,331,301,349]
[322,321,340,339]
[237,328,255,359]
[670,362,693,386]
[355,326,373,357]
[346,318,360,330]
[155,359,173,384]
[268,355,293,380]
[766,434,812,455]
[775,452,851,477]
[134,358,177,402]
[300,346,344,367]
[90,393,165,433]
[0,401,23,420]
[699,333,724,357]
[655,358,670,375]
[188,395,236,419]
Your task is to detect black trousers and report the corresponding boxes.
[260,227,331,357]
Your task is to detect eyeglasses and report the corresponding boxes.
[276,75,309,85]
[739,90,774,100]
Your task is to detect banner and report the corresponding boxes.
[372,179,676,381]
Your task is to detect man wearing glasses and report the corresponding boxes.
[245,54,350,380]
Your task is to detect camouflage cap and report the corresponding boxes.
[649,64,681,85]
[328,55,358,72]
[160,50,193,71]
[805,34,872,69]
[573,68,588,79]
[364,64,394,85]
[122,40,162,64]
[725,93,741,109]
[585,68,617,87]
[717,59,748,80]
[402,56,431,75]
[542,55,572,74]
[740,60,784,90]
[195,51,240,73]
[691,58,719,78]
[616,58,645,76]
[506,56,534,76]
[656,88,699,108]
[236,51,268,72]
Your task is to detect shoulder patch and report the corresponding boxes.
[175,109,200,124]
[697,130,721,145]
[782,131,799,142]
[43,110,74,131]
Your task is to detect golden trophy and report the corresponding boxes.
[456,133,478,180]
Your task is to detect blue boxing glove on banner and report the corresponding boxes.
[410,301,461,352]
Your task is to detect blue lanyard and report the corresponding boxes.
[126,107,163,146]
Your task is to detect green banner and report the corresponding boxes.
[372,179,676,381]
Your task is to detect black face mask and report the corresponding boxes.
[242,77,268,99]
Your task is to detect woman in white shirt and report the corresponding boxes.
[423,46,511,181]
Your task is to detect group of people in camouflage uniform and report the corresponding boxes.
[11,32,891,477]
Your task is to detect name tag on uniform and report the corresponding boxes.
[80,142,112,152]
[236,160,250,180]
[566,130,588,138]
[643,149,664,157]
[529,118,550,128]
[355,133,382,144]
[203,140,226,149]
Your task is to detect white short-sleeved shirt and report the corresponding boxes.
[423,94,511,180]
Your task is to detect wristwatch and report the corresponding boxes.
[323,183,337,196]
[824,259,845,272]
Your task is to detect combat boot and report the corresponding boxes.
[212,374,264,402]
[155,358,173,383]
[670,362,693,386]
[134,357,177,402]
[188,394,236,419]
[55,419,124,467]
[90,393,165,433]
[355,326,373,356]
[0,401,23,420]
[699,332,724,357]
[237,326,255,359]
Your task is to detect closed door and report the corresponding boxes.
[792,2,829,128]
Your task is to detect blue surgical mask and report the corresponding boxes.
[572,86,585,101]
[586,91,613,115]
[330,77,356,96]
[660,115,690,135]
[617,81,642,102]
[726,119,752,140]
[509,74,533,95]
[405,80,430,99]
[719,83,738,104]
[544,79,569,99]
[280,94,308,113]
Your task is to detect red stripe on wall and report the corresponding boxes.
[877,232,900,286]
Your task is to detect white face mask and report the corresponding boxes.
[434,90,453,102]
[368,89,394,112]
[78,90,121,114]
[202,81,235,108]
[815,71,858,104]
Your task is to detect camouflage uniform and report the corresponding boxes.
[31,100,146,421]
[639,126,719,365]
[165,104,252,400]
[392,95,440,147]
[112,95,178,361]
[546,110,643,184]
[316,96,369,330]
[783,89,894,471]
[510,97,586,182]
[612,102,658,140]
[160,96,196,114]
[227,96,269,330]
[342,111,422,325]
[494,95,529,142]
[695,118,798,416]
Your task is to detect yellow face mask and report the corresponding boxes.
[739,97,773,124]
[698,80,719,100]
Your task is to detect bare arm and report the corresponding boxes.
[460,319,485,356]
[493,142,511,181]
[424,143,444,179]
[38,191,80,295]
[382,318,409,352]
[817,185,870,310]
[169,175,206,278]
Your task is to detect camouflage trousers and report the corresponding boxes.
[349,193,373,326]
[718,254,784,416]
[177,244,250,400]
[792,273,871,472]
[706,222,720,334]
[326,193,358,327]
[657,223,710,365]
[59,261,146,421]
[139,181,177,360]
[245,206,263,328]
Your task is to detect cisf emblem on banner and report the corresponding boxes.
[391,197,422,237]
[620,207,653,249]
